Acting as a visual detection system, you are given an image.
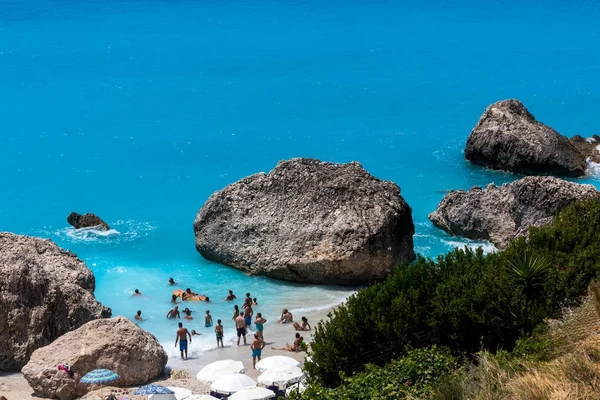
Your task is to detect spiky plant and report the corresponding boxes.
[506,250,551,294]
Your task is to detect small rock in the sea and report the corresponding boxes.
[428,176,599,249]
[194,157,415,285]
[67,211,110,230]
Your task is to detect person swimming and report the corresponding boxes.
[182,288,198,300]
[224,289,237,301]
[184,309,193,320]
[171,294,179,304]
[168,277,177,285]
[191,330,201,336]
[133,289,142,296]
[166,306,180,319]
[134,310,143,321]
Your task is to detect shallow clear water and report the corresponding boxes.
[1,0,599,353]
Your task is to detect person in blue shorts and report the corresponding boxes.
[251,333,265,369]
[205,310,213,327]
[175,322,192,359]
[244,304,253,328]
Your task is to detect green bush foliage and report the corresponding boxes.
[289,346,456,400]
[305,198,600,387]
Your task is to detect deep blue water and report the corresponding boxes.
[1,0,599,353]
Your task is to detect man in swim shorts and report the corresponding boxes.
[175,322,192,359]
[205,310,213,327]
[244,303,253,327]
[236,311,247,346]
[215,319,224,348]
[251,333,265,369]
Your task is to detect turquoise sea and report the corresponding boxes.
[1,0,599,356]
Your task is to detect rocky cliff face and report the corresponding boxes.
[67,212,109,230]
[428,176,599,249]
[0,233,110,371]
[194,158,415,284]
[464,100,595,177]
[22,317,168,400]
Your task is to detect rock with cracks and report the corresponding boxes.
[67,212,109,230]
[0,233,111,371]
[428,176,599,249]
[464,99,595,177]
[22,317,167,400]
[194,158,415,285]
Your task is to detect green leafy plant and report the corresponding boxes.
[505,249,550,295]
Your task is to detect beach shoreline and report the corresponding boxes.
[0,302,343,400]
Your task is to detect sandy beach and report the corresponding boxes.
[0,305,336,400]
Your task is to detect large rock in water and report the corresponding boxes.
[22,317,168,400]
[428,176,599,249]
[0,233,111,371]
[194,158,415,284]
[464,99,591,177]
[67,212,109,230]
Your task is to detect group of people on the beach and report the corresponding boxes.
[132,278,312,365]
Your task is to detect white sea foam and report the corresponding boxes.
[441,238,497,254]
[585,145,600,177]
[49,220,155,244]
[288,296,354,316]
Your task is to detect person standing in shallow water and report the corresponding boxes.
[254,313,267,341]
[175,322,192,359]
[251,333,265,369]
[205,310,213,327]
[215,319,224,348]
[236,311,247,345]
[244,303,253,328]
[232,305,240,322]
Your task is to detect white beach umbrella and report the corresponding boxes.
[166,386,193,400]
[196,359,245,383]
[255,355,300,372]
[258,365,304,387]
[228,387,276,400]
[186,396,219,400]
[210,373,257,394]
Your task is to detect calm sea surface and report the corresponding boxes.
[1,0,599,354]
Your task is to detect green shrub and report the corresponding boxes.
[307,198,600,387]
[290,346,456,400]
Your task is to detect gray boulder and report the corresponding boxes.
[428,176,599,249]
[0,233,110,371]
[194,158,415,285]
[464,99,590,177]
[22,317,168,400]
[67,212,109,230]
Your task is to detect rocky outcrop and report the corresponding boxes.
[194,158,415,285]
[464,100,597,177]
[67,212,109,230]
[22,317,167,400]
[428,176,599,249]
[0,233,110,371]
[570,135,600,164]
